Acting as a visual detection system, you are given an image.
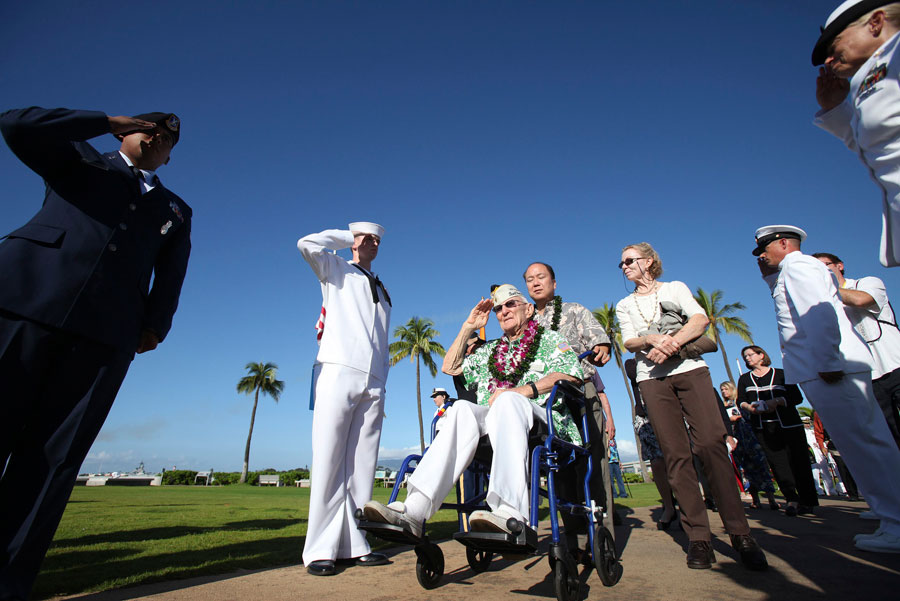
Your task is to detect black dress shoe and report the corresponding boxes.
[797,505,815,516]
[730,534,768,571]
[686,540,715,569]
[306,560,335,576]
[355,552,389,566]
[785,505,798,517]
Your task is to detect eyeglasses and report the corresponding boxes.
[618,257,644,269]
[820,261,834,267]
[492,300,524,314]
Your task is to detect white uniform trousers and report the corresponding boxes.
[302,363,385,564]
[407,391,545,522]
[801,373,900,536]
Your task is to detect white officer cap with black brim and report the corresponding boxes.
[430,387,449,398]
[812,0,895,66]
[752,225,808,256]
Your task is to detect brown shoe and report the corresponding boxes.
[730,534,768,571]
[686,540,715,569]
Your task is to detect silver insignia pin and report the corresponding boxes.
[161,220,172,235]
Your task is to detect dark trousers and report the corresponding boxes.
[873,367,900,451]
[639,367,749,541]
[756,422,818,506]
[0,312,132,601]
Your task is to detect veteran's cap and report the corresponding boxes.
[812,0,894,65]
[132,112,180,145]
[752,225,808,256]
[349,222,385,239]
[491,284,527,308]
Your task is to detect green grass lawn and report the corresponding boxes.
[34,482,664,599]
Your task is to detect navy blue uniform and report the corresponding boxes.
[0,107,191,600]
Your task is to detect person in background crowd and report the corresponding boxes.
[720,382,779,510]
[803,416,839,497]
[608,438,628,498]
[814,410,860,501]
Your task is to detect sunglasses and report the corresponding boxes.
[618,257,644,269]
[492,300,524,314]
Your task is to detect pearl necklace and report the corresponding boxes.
[632,283,660,329]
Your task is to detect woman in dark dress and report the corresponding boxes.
[720,381,778,510]
[736,346,818,516]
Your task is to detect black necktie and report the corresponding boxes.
[352,264,391,306]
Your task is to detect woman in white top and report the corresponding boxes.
[615,243,766,571]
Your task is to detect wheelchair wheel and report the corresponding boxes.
[466,547,493,573]
[553,559,580,601]
[415,543,444,589]
[592,525,622,587]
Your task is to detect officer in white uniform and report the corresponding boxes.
[754,224,900,553]
[814,252,900,450]
[813,0,900,267]
[298,222,391,575]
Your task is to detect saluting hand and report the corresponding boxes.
[466,298,494,330]
[108,116,156,135]
[816,67,850,112]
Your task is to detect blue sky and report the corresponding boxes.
[2,1,898,472]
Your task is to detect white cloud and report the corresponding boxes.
[96,417,168,442]
[378,445,420,460]
[616,437,638,463]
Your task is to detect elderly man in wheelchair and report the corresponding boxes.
[363,284,585,537]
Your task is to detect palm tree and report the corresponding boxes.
[237,362,285,484]
[593,304,651,483]
[693,288,753,385]
[389,317,446,453]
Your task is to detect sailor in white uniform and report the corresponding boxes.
[298,222,391,575]
[754,224,900,553]
[813,0,900,267]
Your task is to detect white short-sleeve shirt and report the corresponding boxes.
[616,281,708,382]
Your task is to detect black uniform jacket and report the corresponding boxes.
[0,107,192,353]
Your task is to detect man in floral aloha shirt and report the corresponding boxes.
[363,284,583,537]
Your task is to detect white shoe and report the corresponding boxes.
[854,526,884,542]
[469,509,520,534]
[362,501,424,538]
[859,510,879,520]
[855,531,900,553]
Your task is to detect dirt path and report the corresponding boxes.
[51,498,899,601]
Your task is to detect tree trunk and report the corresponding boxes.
[415,353,425,453]
[614,346,651,483]
[239,387,260,484]
[716,327,735,384]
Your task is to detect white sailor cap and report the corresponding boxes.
[349,222,385,239]
[812,0,894,65]
[430,387,449,398]
[752,225,808,256]
[491,284,527,308]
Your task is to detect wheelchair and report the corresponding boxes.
[356,358,622,601]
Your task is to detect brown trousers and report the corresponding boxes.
[639,367,749,541]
